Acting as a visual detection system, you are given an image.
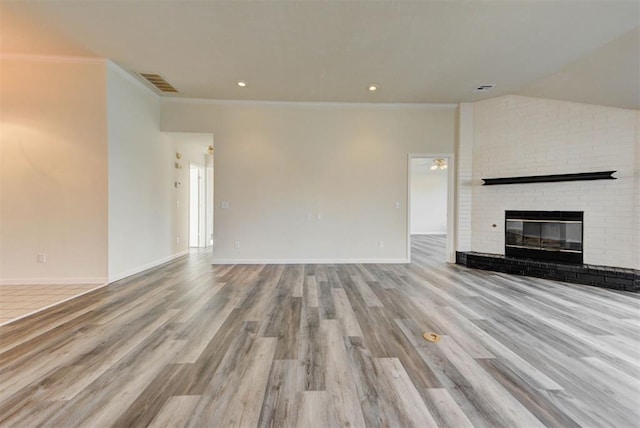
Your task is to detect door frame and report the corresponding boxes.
[407,153,456,263]
[189,161,206,248]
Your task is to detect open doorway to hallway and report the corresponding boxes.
[164,132,214,251]
[407,154,455,263]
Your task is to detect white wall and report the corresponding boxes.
[0,57,108,284]
[107,63,182,281]
[161,100,456,262]
[410,159,448,234]
[468,95,639,269]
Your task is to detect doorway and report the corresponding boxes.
[165,132,214,252]
[189,162,206,248]
[407,154,455,262]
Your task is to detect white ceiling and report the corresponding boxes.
[1,1,638,108]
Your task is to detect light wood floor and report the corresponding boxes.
[0,284,101,325]
[1,235,638,427]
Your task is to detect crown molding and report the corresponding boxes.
[0,53,105,64]
[161,96,458,109]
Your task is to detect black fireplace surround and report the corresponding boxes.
[505,211,583,264]
[455,210,639,292]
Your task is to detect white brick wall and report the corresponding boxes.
[635,111,640,269]
[468,95,638,269]
[456,103,474,251]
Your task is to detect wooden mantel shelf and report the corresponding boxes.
[481,171,616,186]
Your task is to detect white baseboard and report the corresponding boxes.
[211,258,410,265]
[0,277,107,286]
[410,233,447,236]
[108,250,189,283]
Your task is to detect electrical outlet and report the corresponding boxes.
[37,253,46,263]
[379,240,384,249]
[221,201,230,209]
[395,201,400,209]
[176,237,180,244]
[235,241,240,249]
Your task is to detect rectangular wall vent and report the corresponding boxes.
[138,73,178,93]
[473,84,495,93]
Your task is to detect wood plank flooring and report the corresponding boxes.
[0,284,101,325]
[1,235,639,427]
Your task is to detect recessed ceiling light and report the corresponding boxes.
[368,84,378,92]
[237,81,247,87]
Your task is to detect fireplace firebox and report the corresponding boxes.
[505,211,583,264]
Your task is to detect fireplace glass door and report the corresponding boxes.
[506,220,582,252]
[505,211,583,263]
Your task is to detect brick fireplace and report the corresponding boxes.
[455,95,639,291]
[456,210,638,291]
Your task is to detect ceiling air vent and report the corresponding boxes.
[138,73,178,93]
[473,84,495,93]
